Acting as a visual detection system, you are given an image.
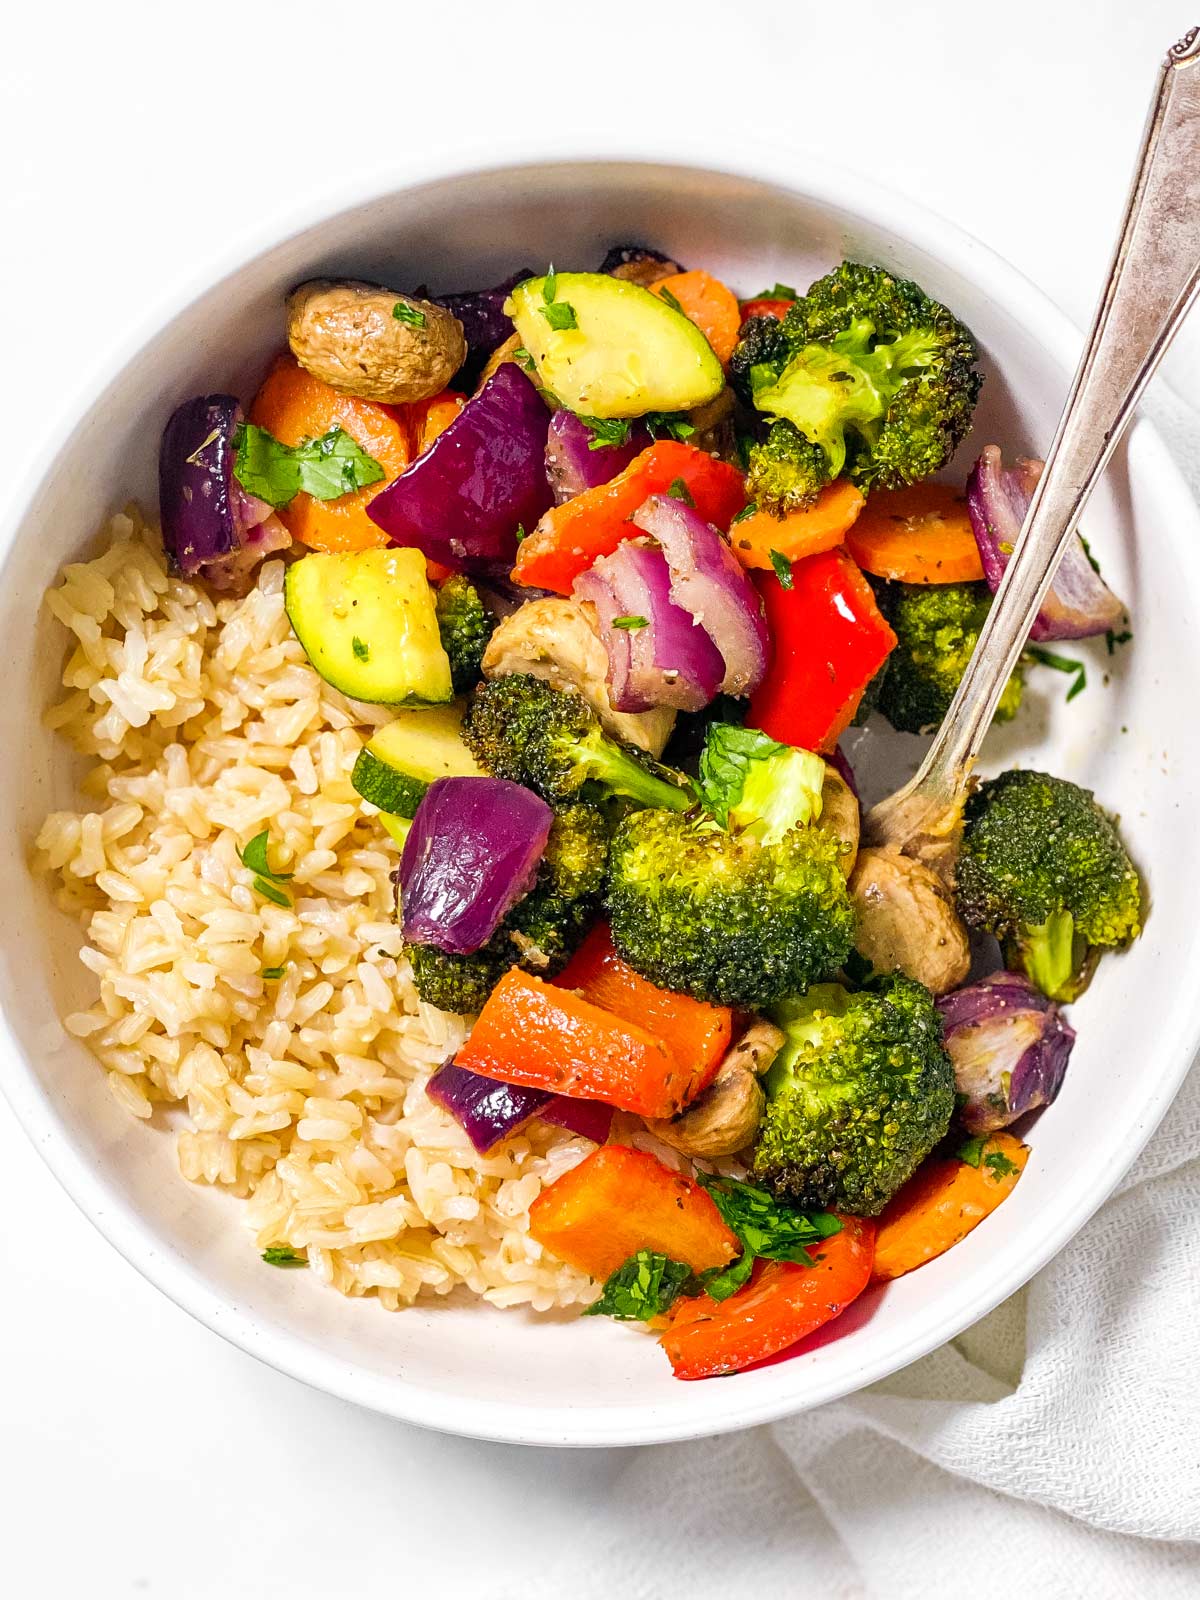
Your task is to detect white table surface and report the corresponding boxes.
[3,4,1197,1594]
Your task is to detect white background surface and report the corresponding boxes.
[3,4,1198,1595]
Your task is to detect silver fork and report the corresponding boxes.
[865,28,1200,861]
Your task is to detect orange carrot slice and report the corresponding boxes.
[844,482,984,584]
[872,1133,1028,1282]
[729,481,865,572]
[650,270,742,364]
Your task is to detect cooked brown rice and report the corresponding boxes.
[33,509,608,1312]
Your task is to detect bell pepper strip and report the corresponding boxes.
[511,440,746,594]
[748,548,897,754]
[528,1144,740,1280]
[248,354,412,553]
[660,1214,876,1379]
[844,481,985,585]
[456,968,696,1119]
[650,271,742,364]
[739,297,793,323]
[559,924,732,1100]
[728,482,865,573]
[872,1133,1029,1283]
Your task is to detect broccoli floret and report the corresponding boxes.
[877,581,1024,735]
[435,576,495,694]
[407,803,607,1012]
[728,313,791,403]
[732,261,982,516]
[955,769,1142,1002]
[752,977,955,1215]
[463,674,693,813]
[606,810,854,1007]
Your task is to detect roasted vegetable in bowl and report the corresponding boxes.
[36,234,1148,1390]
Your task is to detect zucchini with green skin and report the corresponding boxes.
[284,547,452,706]
[507,272,724,418]
[351,704,482,818]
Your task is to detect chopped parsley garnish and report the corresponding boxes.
[237,830,293,908]
[232,422,384,509]
[1026,646,1087,703]
[983,1149,1021,1180]
[1078,533,1103,576]
[583,1250,700,1321]
[729,501,758,527]
[580,416,633,451]
[1106,628,1133,655]
[392,301,427,327]
[644,411,696,443]
[513,346,537,373]
[262,1247,306,1267]
[735,433,755,471]
[351,635,370,662]
[695,1174,842,1302]
[769,549,794,589]
[261,965,288,980]
[658,285,686,316]
[514,523,527,543]
[667,477,695,506]
[751,282,798,301]
[543,267,558,302]
[541,301,578,331]
[611,614,649,630]
[956,1135,986,1168]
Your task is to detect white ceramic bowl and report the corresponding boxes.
[3,150,1198,1448]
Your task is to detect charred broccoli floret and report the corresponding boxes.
[752,976,955,1215]
[407,803,607,1012]
[462,674,693,812]
[605,725,855,1007]
[877,580,1024,735]
[955,769,1142,1002]
[732,262,982,516]
[435,576,495,694]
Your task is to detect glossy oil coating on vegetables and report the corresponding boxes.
[34,237,1144,1381]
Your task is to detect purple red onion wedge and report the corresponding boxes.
[937,970,1076,1134]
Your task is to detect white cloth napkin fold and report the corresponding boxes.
[536,384,1200,1600]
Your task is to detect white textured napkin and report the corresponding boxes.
[537,386,1200,1600]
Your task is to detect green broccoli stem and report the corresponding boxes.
[582,741,695,812]
[1016,908,1080,1001]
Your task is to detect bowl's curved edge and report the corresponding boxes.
[2,139,1198,1448]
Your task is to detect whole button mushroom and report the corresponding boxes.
[286,279,467,405]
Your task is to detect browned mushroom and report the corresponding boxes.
[817,763,860,878]
[286,280,466,405]
[645,1021,783,1159]
[849,845,971,994]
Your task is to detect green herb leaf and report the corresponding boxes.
[541,300,578,332]
[751,283,798,301]
[770,549,794,589]
[1026,645,1087,703]
[695,1174,841,1298]
[1105,628,1132,655]
[543,267,558,303]
[956,1135,986,1168]
[579,415,633,451]
[667,477,695,506]
[658,285,686,316]
[262,1247,306,1267]
[513,346,537,373]
[644,411,696,442]
[729,501,758,527]
[582,1250,701,1321]
[237,831,293,883]
[514,523,527,543]
[261,965,288,980]
[735,433,755,471]
[351,635,371,662]
[1078,533,1103,576]
[983,1149,1021,1179]
[253,876,292,908]
[392,301,427,327]
[232,423,385,509]
[611,614,649,630]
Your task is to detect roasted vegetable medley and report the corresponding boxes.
[155,245,1141,1380]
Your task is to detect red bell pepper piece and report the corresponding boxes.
[747,547,896,754]
[660,1214,876,1379]
[739,297,794,323]
[511,440,746,595]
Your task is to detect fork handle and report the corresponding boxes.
[913,29,1200,808]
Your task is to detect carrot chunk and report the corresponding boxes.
[729,481,865,572]
[872,1133,1028,1282]
[650,270,742,364]
[844,482,984,584]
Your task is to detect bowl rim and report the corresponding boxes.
[3,137,1197,1448]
